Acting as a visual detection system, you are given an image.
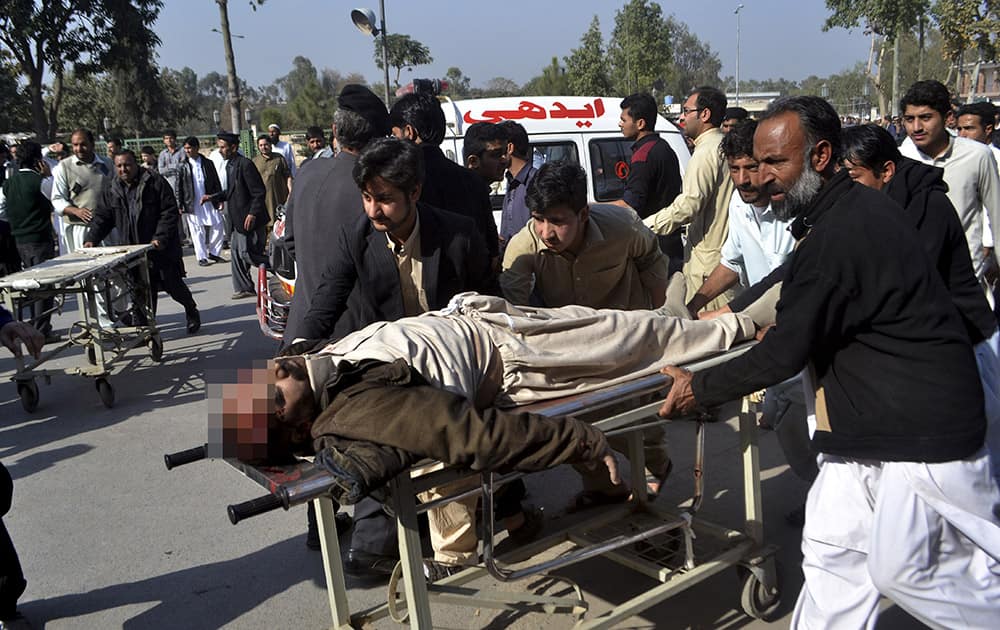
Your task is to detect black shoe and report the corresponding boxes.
[306,512,353,550]
[185,307,201,334]
[506,505,544,545]
[423,560,465,582]
[343,548,398,580]
[198,259,211,267]
[208,254,227,263]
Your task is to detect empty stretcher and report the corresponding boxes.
[0,245,163,410]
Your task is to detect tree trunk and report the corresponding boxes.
[891,32,901,116]
[875,40,887,117]
[917,16,925,80]
[47,68,64,141]
[27,70,48,141]
[216,0,243,132]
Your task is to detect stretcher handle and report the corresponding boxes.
[164,444,207,470]
[227,493,285,524]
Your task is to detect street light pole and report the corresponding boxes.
[734,4,745,107]
[351,3,392,106]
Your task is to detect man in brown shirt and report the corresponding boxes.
[253,135,291,231]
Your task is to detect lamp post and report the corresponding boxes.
[734,4,745,106]
[212,110,221,130]
[351,3,392,106]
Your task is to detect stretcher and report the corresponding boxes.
[0,245,162,410]
[165,342,780,628]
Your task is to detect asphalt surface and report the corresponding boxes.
[1,248,928,629]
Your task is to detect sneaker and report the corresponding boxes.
[185,307,201,334]
[198,259,211,267]
[423,560,465,582]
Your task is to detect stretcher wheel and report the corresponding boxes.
[17,380,39,413]
[148,335,163,362]
[95,378,115,408]
[739,571,780,621]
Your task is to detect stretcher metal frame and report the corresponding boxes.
[199,343,779,628]
[0,245,163,410]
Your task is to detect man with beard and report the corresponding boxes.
[658,96,1000,629]
[267,123,297,179]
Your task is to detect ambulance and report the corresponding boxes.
[438,95,691,206]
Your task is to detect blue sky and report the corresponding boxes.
[155,0,872,91]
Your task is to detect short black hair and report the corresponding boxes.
[107,137,123,146]
[181,136,199,149]
[900,80,952,118]
[691,86,727,127]
[840,124,901,175]
[140,144,157,154]
[724,107,749,121]
[353,136,424,195]
[620,93,658,131]
[257,133,271,143]
[463,122,508,163]
[498,120,530,160]
[524,161,587,215]
[114,149,138,163]
[305,126,325,141]
[760,95,842,162]
[719,119,758,160]
[333,107,383,152]
[16,141,42,168]
[956,102,997,129]
[389,92,446,146]
[162,129,177,139]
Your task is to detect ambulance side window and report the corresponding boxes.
[588,138,631,202]
[530,142,579,170]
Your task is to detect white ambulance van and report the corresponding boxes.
[438,95,690,207]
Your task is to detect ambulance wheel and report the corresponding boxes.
[739,571,780,621]
[96,378,115,408]
[148,335,163,362]
[17,380,39,413]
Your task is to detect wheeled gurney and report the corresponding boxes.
[165,342,780,627]
[0,245,163,410]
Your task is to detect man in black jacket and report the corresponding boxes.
[298,136,501,580]
[284,84,390,341]
[207,132,267,299]
[659,97,999,628]
[388,93,498,263]
[85,150,200,334]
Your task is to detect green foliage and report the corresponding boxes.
[607,0,673,96]
[0,0,164,139]
[665,16,722,100]
[523,58,571,96]
[0,50,30,131]
[565,16,612,96]
[374,33,433,87]
[932,0,1000,63]
[824,0,930,39]
[444,67,473,98]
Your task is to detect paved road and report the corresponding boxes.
[1,249,926,629]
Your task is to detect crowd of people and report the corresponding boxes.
[2,77,1000,628]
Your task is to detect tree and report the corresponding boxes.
[374,33,433,88]
[0,0,164,140]
[665,17,722,101]
[607,0,673,96]
[523,58,571,95]
[0,50,30,132]
[444,67,472,98]
[565,16,613,95]
[933,1,1000,93]
[481,77,521,98]
[824,0,930,114]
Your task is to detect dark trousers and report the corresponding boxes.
[15,241,56,335]
[0,463,26,620]
[149,260,196,314]
[230,224,266,293]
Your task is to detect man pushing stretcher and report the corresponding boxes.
[215,290,755,574]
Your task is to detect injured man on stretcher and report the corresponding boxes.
[216,291,756,571]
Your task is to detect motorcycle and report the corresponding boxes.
[256,205,295,340]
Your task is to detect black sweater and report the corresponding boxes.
[693,171,985,462]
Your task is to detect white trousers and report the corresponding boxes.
[975,330,1000,486]
[184,213,224,261]
[791,450,1000,630]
